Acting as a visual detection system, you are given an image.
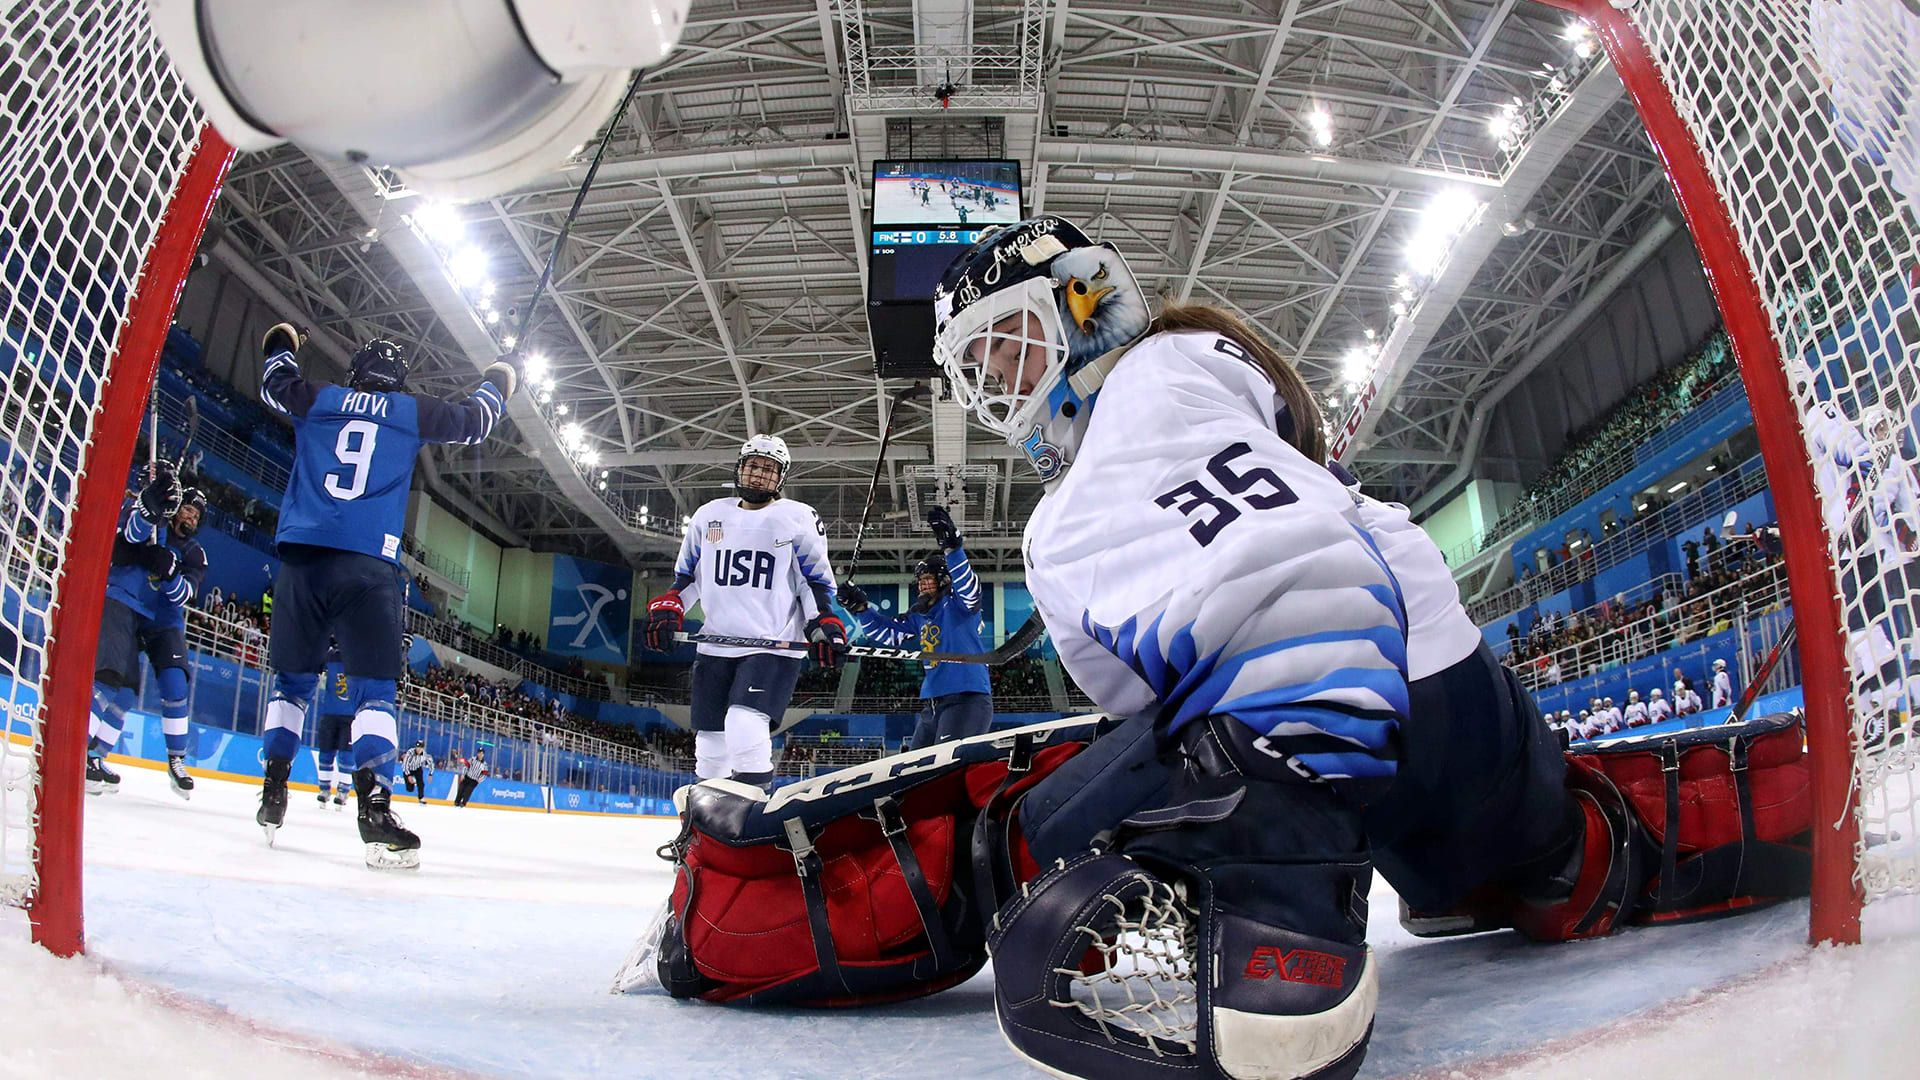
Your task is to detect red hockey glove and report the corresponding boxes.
[645,591,685,652]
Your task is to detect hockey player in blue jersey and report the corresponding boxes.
[838,507,993,750]
[313,644,355,810]
[255,322,515,868]
[87,462,207,801]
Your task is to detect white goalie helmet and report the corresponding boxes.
[931,216,1151,484]
[736,433,791,503]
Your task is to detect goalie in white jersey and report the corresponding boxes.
[643,435,846,790]
[929,216,1644,1080]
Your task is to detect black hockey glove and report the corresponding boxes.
[805,613,849,669]
[137,543,179,580]
[262,322,307,359]
[837,580,869,614]
[926,505,962,552]
[137,461,182,524]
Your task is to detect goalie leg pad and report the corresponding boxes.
[992,716,1376,1080]
[649,716,1102,1006]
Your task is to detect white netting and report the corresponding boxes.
[1054,873,1200,1056]
[0,0,205,911]
[1611,0,1920,904]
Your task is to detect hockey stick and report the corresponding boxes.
[847,383,931,573]
[1724,620,1797,726]
[508,71,642,357]
[675,610,1047,666]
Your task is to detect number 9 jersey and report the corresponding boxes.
[1022,330,1410,791]
[261,349,505,564]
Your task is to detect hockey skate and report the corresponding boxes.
[257,757,291,845]
[85,756,120,795]
[355,769,421,870]
[317,787,331,806]
[166,754,194,801]
[334,790,348,811]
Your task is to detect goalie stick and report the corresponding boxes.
[676,610,1047,666]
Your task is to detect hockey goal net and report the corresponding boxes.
[1,0,231,955]
[1547,0,1920,943]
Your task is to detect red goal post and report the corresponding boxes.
[0,1,234,956]
[1543,0,1920,945]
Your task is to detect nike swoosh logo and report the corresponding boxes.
[748,686,764,692]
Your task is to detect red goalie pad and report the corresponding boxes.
[653,718,1096,1006]
[1574,712,1812,923]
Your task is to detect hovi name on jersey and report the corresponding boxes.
[712,548,778,589]
[339,391,392,417]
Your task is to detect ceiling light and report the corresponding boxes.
[412,202,465,247]
[1574,39,1595,59]
[523,353,549,384]
[1363,327,1376,341]
[1563,20,1591,41]
[598,480,607,490]
[501,335,516,350]
[1667,481,1689,493]
[448,244,489,286]
[485,309,500,324]
[539,389,552,404]
[560,422,584,450]
[581,449,601,467]
[555,403,568,416]
[1705,463,1717,472]
[1405,188,1482,276]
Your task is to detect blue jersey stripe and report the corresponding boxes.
[1219,702,1397,751]
[1292,751,1398,780]
[1178,665,1409,727]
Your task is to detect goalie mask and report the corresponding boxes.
[349,339,410,393]
[735,433,791,506]
[932,216,1150,484]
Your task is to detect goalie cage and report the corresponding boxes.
[2,0,1915,959]
[0,0,234,957]
[1542,0,1919,944]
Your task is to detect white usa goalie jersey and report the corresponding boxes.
[1023,330,1409,787]
[673,496,836,658]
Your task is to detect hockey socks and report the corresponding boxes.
[87,681,136,757]
[156,665,191,755]
[265,673,318,761]
[348,677,399,791]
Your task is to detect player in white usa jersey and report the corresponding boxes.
[928,216,1645,1080]
[643,435,844,789]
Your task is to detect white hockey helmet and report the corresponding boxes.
[1652,688,1664,699]
[932,216,1150,484]
[1629,690,1640,703]
[736,433,791,504]
[1603,696,1614,706]
[1714,658,1727,671]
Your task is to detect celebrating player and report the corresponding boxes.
[87,463,207,800]
[643,434,843,791]
[255,323,515,868]
[839,506,993,750]
[314,643,355,809]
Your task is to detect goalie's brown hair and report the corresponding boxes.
[1147,301,1327,464]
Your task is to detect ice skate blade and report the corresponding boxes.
[261,823,279,847]
[169,783,192,802]
[365,844,421,871]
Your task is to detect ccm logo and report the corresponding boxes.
[1243,946,1346,988]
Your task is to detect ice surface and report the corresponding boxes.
[1,765,1914,1079]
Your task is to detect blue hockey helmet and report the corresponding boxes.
[172,486,207,538]
[931,216,1149,483]
[349,338,410,392]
